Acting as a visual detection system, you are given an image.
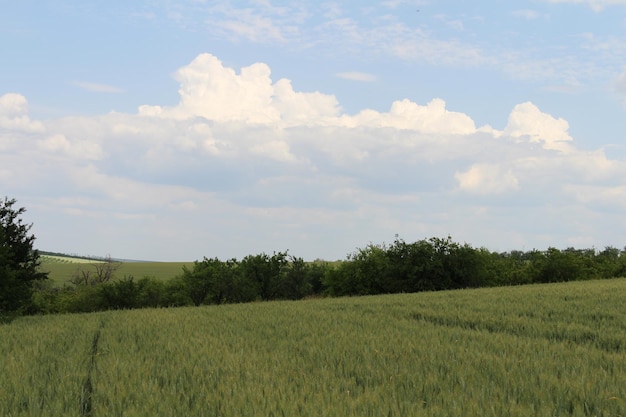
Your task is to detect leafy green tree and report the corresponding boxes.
[275,255,312,300]
[306,261,329,295]
[392,238,439,292]
[181,258,219,306]
[239,252,289,301]
[594,246,622,278]
[0,197,48,317]
[321,262,346,297]
[180,257,245,305]
[197,257,239,304]
[533,247,586,283]
[99,275,140,309]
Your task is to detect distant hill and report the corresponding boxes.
[39,251,151,263]
[39,251,105,264]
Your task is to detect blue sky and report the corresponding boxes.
[2,0,626,261]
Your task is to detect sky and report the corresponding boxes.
[2,0,626,261]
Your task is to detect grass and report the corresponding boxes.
[39,258,190,285]
[1,279,625,416]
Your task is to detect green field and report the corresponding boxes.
[2,279,625,416]
[39,256,190,285]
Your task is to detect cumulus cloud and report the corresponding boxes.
[141,54,485,137]
[38,134,104,160]
[503,102,573,152]
[2,53,626,260]
[0,93,45,132]
[456,164,520,195]
[339,98,479,134]
[139,53,341,125]
[0,93,28,117]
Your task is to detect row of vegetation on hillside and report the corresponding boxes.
[31,237,626,314]
[3,196,626,317]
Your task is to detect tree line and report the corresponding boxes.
[2,197,626,318]
[31,237,626,315]
[31,252,329,314]
[324,237,626,295]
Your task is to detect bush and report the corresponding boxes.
[28,237,626,315]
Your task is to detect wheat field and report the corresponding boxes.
[1,279,625,416]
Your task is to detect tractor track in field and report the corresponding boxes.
[80,320,106,417]
[409,312,624,353]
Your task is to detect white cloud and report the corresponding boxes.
[312,7,626,86]
[565,184,626,208]
[251,140,296,162]
[0,93,28,117]
[336,72,377,82]
[139,53,341,125]
[3,54,626,259]
[503,102,573,152]
[456,164,520,195]
[214,14,288,43]
[71,81,125,93]
[338,98,478,135]
[152,1,624,88]
[203,1,306,43]
[38,134,71,153]
[0,93,45,132]
[38,134,104,160]
[387,31,490,67]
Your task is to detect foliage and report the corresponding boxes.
[31,235,626,315]
[40,259,191,285]
[3,279,626,416]
[323,237,626,297]
[324,237,493,296]
[0,197,48,318]
[69,255,121,286]
[180,252,317,306]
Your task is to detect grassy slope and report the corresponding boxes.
[39,256,190,284]
[2,279,625,416]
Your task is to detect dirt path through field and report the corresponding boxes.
[80,320,106,417]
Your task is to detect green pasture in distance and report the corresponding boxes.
[39,258,190,285]
[39,254,98,264]
[2,278,625,416]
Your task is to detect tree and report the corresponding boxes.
[180,258,215,306]
[275,255,312,300]
[180,257,238,306]
[239,252,286,301]
[69,255,121,287]
[0,197,48,317]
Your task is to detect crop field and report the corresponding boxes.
[1,279,625,416]
[40,255,99,264]
[39,257,190,285]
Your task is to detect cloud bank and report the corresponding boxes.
[1,53,625,260]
